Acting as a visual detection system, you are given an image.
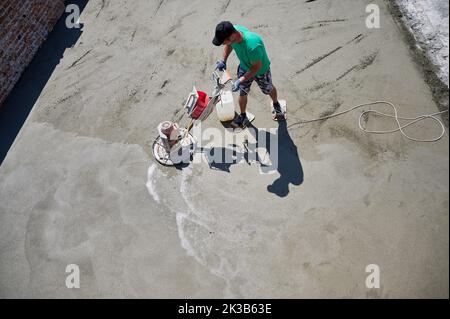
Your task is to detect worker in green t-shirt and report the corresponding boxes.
[212,21,283,128]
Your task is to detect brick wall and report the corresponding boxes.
[0,0,65,106]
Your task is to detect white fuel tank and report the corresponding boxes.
[216,90,235,122]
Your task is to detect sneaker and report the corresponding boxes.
[231,113,250,128]
[272,101,283,115]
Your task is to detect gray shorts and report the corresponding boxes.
[237,65,274,96]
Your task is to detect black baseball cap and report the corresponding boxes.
[212,21,236,46]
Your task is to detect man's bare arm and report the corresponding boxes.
[223,44,233,62]
[240,60,262,82]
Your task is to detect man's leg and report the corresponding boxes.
[232,78,252,127]
[256,68,282,114]
[232,93,250,128]
[237,65,252,114]
[231,65,254,127]
[268,85,278,104]
[238,94,248,114]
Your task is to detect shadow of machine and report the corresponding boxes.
[205,119,304,197]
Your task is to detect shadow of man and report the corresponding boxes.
[269,120,304,197]
[248,121,304,197]
[197,118,304,197]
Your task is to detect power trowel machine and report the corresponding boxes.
[152,69,235,166]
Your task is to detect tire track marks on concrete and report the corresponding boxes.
[295,46,343,75]
[154,0,165,15]
[302,19,347,30]
[66,49,93,69]
[295,33,369,76]
[96,0,107,18]
[166,11,196,35]
[220,0,232,14]
[336,51,379,81]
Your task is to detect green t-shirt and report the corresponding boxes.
[231,25,270,76]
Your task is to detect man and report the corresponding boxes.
[212,21,284,128]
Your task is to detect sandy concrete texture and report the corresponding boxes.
[0,0,448,298]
